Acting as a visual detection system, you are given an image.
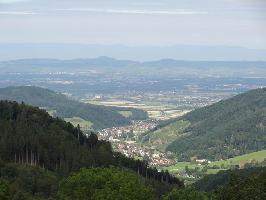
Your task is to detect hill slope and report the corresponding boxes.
[144,88,266,161]
[0,101,182,199]
[194,166,266,193]
[0,100,115,173]
[0,86,148,130]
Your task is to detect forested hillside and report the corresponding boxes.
[0,100,114,173]
[0,101,181,199]
[194,166,266,200]
[194,166,266,193]
[145,88,266,161]
[162,167,266,200]
[0,86,148,130]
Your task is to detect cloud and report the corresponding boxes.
[57,8,209,15]
[0,0,29,4]
[129,2,164,7]
[0,11,37,15]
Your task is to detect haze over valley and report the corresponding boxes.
[1,58,266,170]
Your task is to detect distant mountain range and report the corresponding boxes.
[1,43,266,61]
[142,88,266,161]
[0,86,148,130]
[1,57,266,78]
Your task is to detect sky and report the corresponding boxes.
[0,0,266,49]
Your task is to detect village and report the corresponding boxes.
[98,121,176,167]
[98,121,157,141]
[113,142,176,167]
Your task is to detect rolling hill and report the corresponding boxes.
[143,88,266,161]
[1,57,266,78]
[0,86,148,130]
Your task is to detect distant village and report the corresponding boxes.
[98,121,176,167]
[114,143,176,167]
[98,121,157,141]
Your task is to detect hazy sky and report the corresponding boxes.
[0,0,265,49]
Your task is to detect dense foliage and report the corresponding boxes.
[162,167,266,200]
[163,188,209,200]
[0,101,181,199]
[0,100,115,173]
[194,166,266,192]
[58,167,155,200]
[0,179,10,200]
[0,163,181,200]
[165,88,266,160]
[0,86,148,130]
[0,162,59,200]
[213,167,266,200]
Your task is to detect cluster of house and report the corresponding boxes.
[98,121,177,167]
[98,121,157,142]
[113,142,176,167]
[149,154,176,166]
[115,143,147,158]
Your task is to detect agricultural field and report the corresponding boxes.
[46,110,93,131]
[162,150,266,175]
[84,98,189,120]
[64,117,93,131]
[210,150,266,168]
[81,89,231,122]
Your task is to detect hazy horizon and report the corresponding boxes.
[1,43,266,61]
[0,0,265,50]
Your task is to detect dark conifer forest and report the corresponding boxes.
[0,100,182,199]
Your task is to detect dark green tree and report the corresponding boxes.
[57,167,155,200]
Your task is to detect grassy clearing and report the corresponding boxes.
[163,162,196,173]
[64,117,93,130]
[205,169,224,174]
[86,99,188,120]
[163,150,266,174]
[118,111,133,118]
[210,150,266,168]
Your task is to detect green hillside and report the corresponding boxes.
[193,166,266,193]
[0,86,148,130]
[210,150,266,168]
[145,88,266,161]
[162,150,266,175]
[0,100,115,173]
[0,101,182,199]
[163,166,266,200]
[141,120,190,152]
[0,100,264,200]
